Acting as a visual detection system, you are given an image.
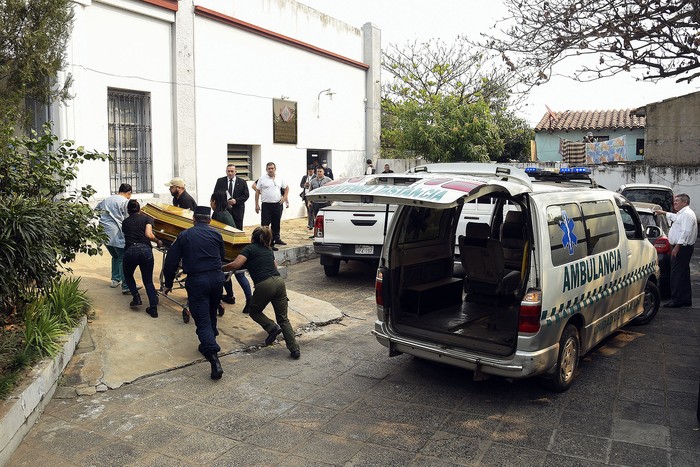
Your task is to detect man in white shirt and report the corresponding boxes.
[655,193,698,308]
[252,162,289,250]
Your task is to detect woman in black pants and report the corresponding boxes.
[122,199,162,317]
[223,226,300,359]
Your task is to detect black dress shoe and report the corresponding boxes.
[130,296,142,307]
[207,353,223,380]
[146,306,158,318]
[221,295,235,305]
[271,246,279,251]
[290,349,300,359]
[275,239,287,246]
[264,325,283,345]
[664,301,682,308]
[242,299,250,314]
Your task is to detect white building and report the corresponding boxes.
[56,0,380,225]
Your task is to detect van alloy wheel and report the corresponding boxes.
[632,280,660,325]
[543,323,580,392]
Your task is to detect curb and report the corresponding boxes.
[0,316,86,467]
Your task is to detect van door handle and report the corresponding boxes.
[627,250,632,257]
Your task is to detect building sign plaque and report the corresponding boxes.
[273,99,297,144]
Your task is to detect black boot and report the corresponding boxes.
[242,299,251,314]
[130,294,142,307]
[146,306,158,318]
[207,353,223,380]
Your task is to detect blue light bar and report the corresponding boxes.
[524,167,538,173]
[559,167,572,174]
[571,167,590,174]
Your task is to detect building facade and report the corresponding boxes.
[533,109,645,163]
[633,90,700,166]
[55,0,380,225]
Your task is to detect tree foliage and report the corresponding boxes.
[0,0,74,133]
[482,0,700,85]
[0,127,108,316]
[381,38,532,162]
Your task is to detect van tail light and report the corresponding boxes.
[653,237,671,255]
[375,268,384,306]
[519,289,542,334]
[314,214,324,238]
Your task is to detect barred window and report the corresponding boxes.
[107,90,153,193]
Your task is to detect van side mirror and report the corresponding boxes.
[645,225,661,239]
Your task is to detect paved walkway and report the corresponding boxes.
[59,217,325,394]
[7,258,700,466]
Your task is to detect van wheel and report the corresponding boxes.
[632,280,660,325]
[543,323,579,392]
[323,260,340,277]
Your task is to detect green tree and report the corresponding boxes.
[0,0,75,132]
[482,0,700,86]
[381,38,532,162]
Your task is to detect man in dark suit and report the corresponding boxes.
[214,164,249,229]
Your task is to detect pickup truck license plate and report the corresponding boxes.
[355,245,374,255]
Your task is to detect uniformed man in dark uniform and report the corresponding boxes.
[163,206,225,379]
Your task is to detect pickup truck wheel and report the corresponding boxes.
[632,280,660,325]
[542,323,579,392]
[323,260,340,277]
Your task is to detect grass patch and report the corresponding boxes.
[0,277,91,400]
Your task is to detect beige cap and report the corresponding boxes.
[165,177,186,188]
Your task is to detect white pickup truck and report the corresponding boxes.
[312,202,396,276]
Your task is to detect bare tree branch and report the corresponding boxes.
[479,0,700,85]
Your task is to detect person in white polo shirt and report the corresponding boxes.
[252,162,289,250]
[655,193,698,308]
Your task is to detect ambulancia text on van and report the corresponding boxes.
[307,164,661,391]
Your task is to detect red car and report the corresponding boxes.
[632,202,671,297]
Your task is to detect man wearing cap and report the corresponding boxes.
[213,164,249,229]
[163,206,225,379]
[252,162,289,250]
[165,177,197,211]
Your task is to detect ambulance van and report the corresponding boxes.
[307,164,661,391]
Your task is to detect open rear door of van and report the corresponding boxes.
[305,172,531,207]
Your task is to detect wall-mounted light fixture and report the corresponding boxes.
[316,88,335,118]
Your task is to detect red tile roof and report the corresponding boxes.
[534,109,645,131]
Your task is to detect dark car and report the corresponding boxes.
[633,202,671,296]
[618,183,675,213]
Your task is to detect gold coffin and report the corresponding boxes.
[141,202,249,261]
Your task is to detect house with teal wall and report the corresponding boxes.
[534,109,646,163]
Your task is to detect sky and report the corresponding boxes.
[300,0,700,126]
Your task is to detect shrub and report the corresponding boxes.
[0,125,108,317]
[45,276,91,327]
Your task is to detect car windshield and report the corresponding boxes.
[622,188,674,213]
[637,211,669,236]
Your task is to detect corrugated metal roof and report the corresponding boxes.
[534,109,646,131]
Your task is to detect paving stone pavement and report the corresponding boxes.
[5,254,700,466]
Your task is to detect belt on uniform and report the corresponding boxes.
[187,269,221,276]
[125,242,149,249]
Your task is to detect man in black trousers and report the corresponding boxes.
[213,164,249,229]
[163,206,225,380]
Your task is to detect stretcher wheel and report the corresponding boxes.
[182,308,190,323]
[218,304,225,317]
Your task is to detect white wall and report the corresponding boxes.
[192,4,369,225]
[56,0,374,225]
[62,0,174,201]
